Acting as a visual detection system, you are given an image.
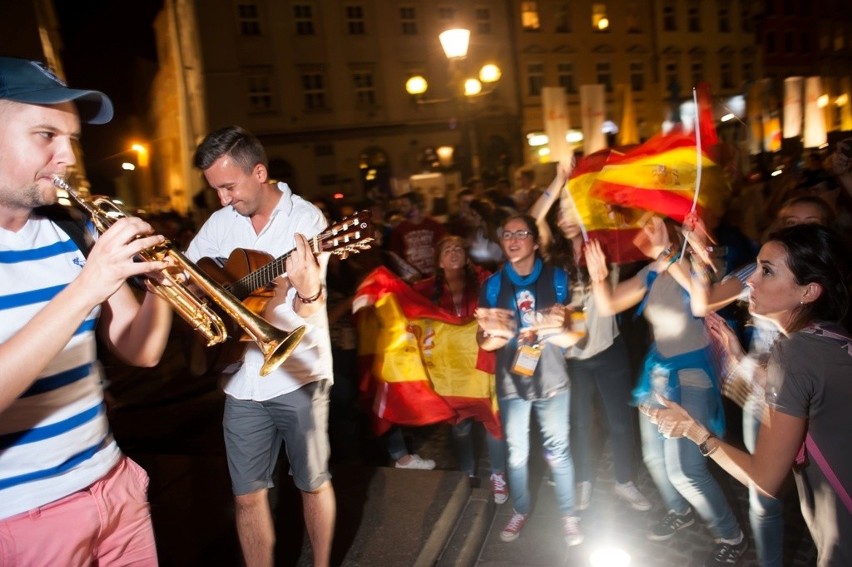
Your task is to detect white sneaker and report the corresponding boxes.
[562,515,584,547]
[576,481,592,511]
[614,481,652,511]
[394,454,436,470]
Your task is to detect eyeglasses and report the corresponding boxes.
[501,230,533,241]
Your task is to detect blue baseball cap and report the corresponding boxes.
[0,57,113,124]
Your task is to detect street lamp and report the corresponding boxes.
[405,28,502,178]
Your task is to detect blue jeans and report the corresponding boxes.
[639,384,741,540]
[744,397,784,566]
[451,418,507,476]
[568,336,638,484]
[499,391,576,516]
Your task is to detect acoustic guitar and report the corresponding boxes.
[191,210,374,375]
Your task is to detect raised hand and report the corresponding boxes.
[286,233,322,300]
[584,240,609,283]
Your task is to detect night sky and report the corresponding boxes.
[54,0,164,192]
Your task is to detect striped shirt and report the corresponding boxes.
[0,215,119,519]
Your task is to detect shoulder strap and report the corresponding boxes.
[485,271,502,308]
[554,267,568,304]
[35,204,94,257]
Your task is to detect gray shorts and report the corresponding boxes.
[223,380,331,495]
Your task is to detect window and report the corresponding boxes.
[690,62,703,88]
[247,72,272,112]
[315,144,334,157]
[740,1,752,32]
[521,2,541,31]
[400,6,417,35]
[557,62,576,94]
[742,60,753,82]
[767,32,776,53]
[346,5,366,35]
[626,2,641,33]
[785,31,794,53]
[596,61,612,92]
[353,70,376,107]
[663,0,676,31]
[687,1,700,32]
[720,61,733,89]
[783,0,795,16]
[665,62,679,90]
[476,8,492,34]
[718,4,730,33]
[801,32,810,53]
[592,3,609,32]
[554,1,571,33]
[294,4,315,35]
[527,62,544,96]
[301,70,326,110]
[630,61,644,92]
[237,3,261,36]
[438,6,455,23]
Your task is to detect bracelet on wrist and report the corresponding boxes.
[698,432,718,457]
[296,287,323,304]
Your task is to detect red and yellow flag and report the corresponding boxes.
[354,267,501,438]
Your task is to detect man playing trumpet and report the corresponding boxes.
[0,56,174,565]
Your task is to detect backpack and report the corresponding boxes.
[484,265,568,307]
[35,204,94,257]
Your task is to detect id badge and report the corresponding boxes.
[512,345,542,377]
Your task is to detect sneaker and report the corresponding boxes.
[647,508,695,541]
[705,535,748,566]
[499,511,529,542]
[576,481,592,511]
[562,515,584,547]
[614,481,652,511]
[395,454,436,470]
[491,472,509,504]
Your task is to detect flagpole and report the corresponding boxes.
[679,87,703,260]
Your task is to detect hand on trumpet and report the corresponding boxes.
[77,217,170,303]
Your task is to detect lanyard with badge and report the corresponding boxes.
[511,283,542,377]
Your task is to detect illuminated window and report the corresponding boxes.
[476,8,492,34]
[294,4,315,35]
[521,2,541,31]
[400,6,417,35]
[237,3,261,36]
[247,72,272,112]
[558,62,576,94]
[663,0,676,31]
[592,3,609,32]
[527,62,544,96]
[346,5,366,35]
[301,69,326,110]
[630,61,644,92]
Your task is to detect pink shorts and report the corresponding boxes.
[0,456,158,566]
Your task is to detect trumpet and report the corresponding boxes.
[52,175,304,377]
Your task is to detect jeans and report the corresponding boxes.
[568,336,638,484]
[385,427,409,461]
[744,397,784,566]
[451,418,507,476]
[639,384,741,540]
[499,391,576,516]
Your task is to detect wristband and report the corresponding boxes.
[698,433,718,457]
[296,288,323,303]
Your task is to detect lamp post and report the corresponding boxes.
[405,28,502,179]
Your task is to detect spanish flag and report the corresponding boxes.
[354,267,502,438]
[564,147,649,264]
[589,84,731,223]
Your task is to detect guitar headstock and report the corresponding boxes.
[320,210,375,258]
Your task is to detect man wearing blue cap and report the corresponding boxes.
[0,56,174,565]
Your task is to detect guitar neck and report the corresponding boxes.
[227,238,321,300]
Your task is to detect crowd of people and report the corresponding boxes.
[2,54,851,567]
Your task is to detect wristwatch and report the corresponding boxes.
[698,433,718,457]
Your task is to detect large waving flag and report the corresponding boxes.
[354,267,501,438]
[563,148,649,264]
[589,83,731,223]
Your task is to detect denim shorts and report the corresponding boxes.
[223,380,332,494]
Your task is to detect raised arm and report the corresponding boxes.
[585,240,647,315]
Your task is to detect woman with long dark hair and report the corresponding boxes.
[652,224,852,566]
